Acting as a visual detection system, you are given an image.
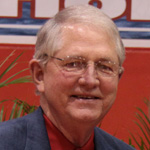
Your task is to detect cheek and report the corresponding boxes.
[43,71,79,112]
[44,70,78,95]
[100,78,119,115]
[100,77,119,96]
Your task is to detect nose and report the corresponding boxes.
[78,64,100,90]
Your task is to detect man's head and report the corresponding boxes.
[30,5,125,127]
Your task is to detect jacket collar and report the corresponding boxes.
[24,107,51,150]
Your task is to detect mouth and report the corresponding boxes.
[71,95,100,100]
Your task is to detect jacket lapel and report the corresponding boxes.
[24,107,51,150]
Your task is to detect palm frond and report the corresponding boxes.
[9,103,17,120]
[0,51,35,122]
[136,107,150,124]
[135,112,150,136]
[0,50,32,88]
[0,106,4,122]
[129,131,141,148]
[0,99,37,122]
[129,99,150,150]
[14,99,37,114]
[0,50,15,68]
[0,50,24,80]
[128,137,135,148]
[0,75,32,88]
[133,120,150,145]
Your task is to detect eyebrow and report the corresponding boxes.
[52,55,118,64]
[98,58,117,64]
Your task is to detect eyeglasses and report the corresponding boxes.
[50,55,123,77]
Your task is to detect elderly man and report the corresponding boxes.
[0,4,135,150]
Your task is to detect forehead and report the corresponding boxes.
[56,24,118,62]
[62,24,105,42]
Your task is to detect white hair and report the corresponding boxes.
[34,4,125,65]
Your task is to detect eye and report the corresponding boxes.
[62,58,84,70]
[65,61,81,68]
[101,65,113,71]
[97,61,114,73]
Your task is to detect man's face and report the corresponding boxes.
[35,24,120,126]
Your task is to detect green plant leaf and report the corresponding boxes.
[0,99,38,122]
[0,99,9,104]
[9,103,17,120]
[140,137,148,150]
[128,138,135,148]
[129,131,141,149]
[128,99,150,150]
[0,50,15,68]
[6,76,32,84]
[135,113,150,136]
[0,106,4,122]
[16,103,24,118]
[0,51,24,80]
[0,50,34,122]
[14,98,37,114]
[0,50,32,89]
[133,120,150,145]
[0,69,32,88]
[136,107,150,124]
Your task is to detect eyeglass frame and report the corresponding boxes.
[45,55,124,77]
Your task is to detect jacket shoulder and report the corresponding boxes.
[0,114,28,149]
[0,108,41,150]
[94,127,136,150]
[0,107,50,150]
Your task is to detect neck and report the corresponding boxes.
[42,107,95,147]
[56,121,94,147]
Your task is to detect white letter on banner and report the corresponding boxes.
[0,0,18,17]
[64,0,89,7]
[100,0,126,19]
[35,0,59,18]
[65,0,126,19]
[131,0,150,20]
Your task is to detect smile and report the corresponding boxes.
[71,95,100,100]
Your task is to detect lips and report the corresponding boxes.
[71,95,100,100]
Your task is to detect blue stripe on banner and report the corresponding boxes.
[120,31,150,39]
[0,28,38,36]
[114,17,150,28]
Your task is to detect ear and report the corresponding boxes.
[29,59,45,93]
[118,67,124,80]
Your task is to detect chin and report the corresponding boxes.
[72,110,102,124]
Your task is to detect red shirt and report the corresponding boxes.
[43,114,95,150]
